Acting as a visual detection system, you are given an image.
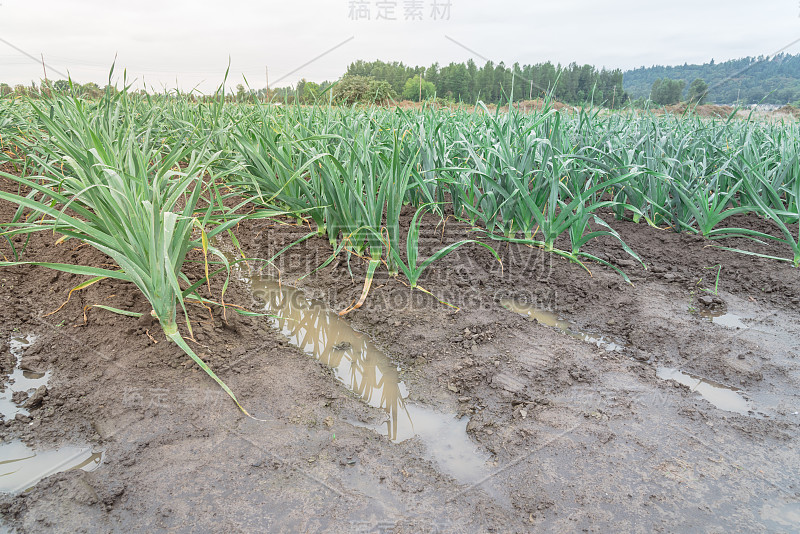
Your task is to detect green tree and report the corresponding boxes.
[302,80,321,102]
[477,61,496,101]
[439,63,470,101]
[402,75,435,101]
[466,59,477,98]
[235,83,247,102]
[687,78,709,104]
[334,75,396,104]
[650,78,685,105]
[53,79,71,93]
[81,82,102,99]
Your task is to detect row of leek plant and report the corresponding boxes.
[0,88,287,418]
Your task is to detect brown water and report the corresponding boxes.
[236,267,491,485]
[698,308,749,329]
[0,440,103,494]
[657,367,753,415]
[500,299,628,352]
[0,334,50,420]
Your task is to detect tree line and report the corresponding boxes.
[623,53,800,105]
[340,59,628,107]
[6,52,800,108]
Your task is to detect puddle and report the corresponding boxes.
[0,440,103,494]
[500,299,628,352]
[0,334,50,420]
[698,308,749,329]
[236,268,490,485]
[759,499,800,531]
[657,367,754,415]
[355,404,486,484]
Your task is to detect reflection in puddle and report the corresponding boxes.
[0,334,50,420]
[246,275,411,440]
[657,367,753,415]
[356,403,487,483]
[0,440,103,494]
[698,307,748,329]
[500,299,627,352]
[760,500,800,530]
[237,269,490,485]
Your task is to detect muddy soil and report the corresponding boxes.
[1,168,799,533]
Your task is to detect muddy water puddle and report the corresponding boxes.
[236,268,491,486]
[692,297,799,417]
[501,299,792,419]
[657,367,754,415]
[500,299,628,352]
[698,308,749,329]
[0,440,103,494]
[0,334,50,420]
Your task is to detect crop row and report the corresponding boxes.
[0,88,797,411]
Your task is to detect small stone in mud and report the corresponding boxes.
[447,384,459,393]
[458,396,471,402]
[24,385,47,409]
[15,413,31,423]
[324,416,334,427]
[698,295,714,306]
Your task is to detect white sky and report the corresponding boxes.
[1,0,799,93]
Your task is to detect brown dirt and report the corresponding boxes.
[776,105,800,118]
[391,99,573,114]
[1,166,799,533]
[661,103,736,118]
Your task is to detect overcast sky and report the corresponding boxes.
[1,0,799,92]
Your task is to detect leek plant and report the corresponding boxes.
[0,91,263,416]
[385,204,501,302]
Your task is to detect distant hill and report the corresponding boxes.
[623,53,800,105]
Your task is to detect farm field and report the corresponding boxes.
[0,91,799,532]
